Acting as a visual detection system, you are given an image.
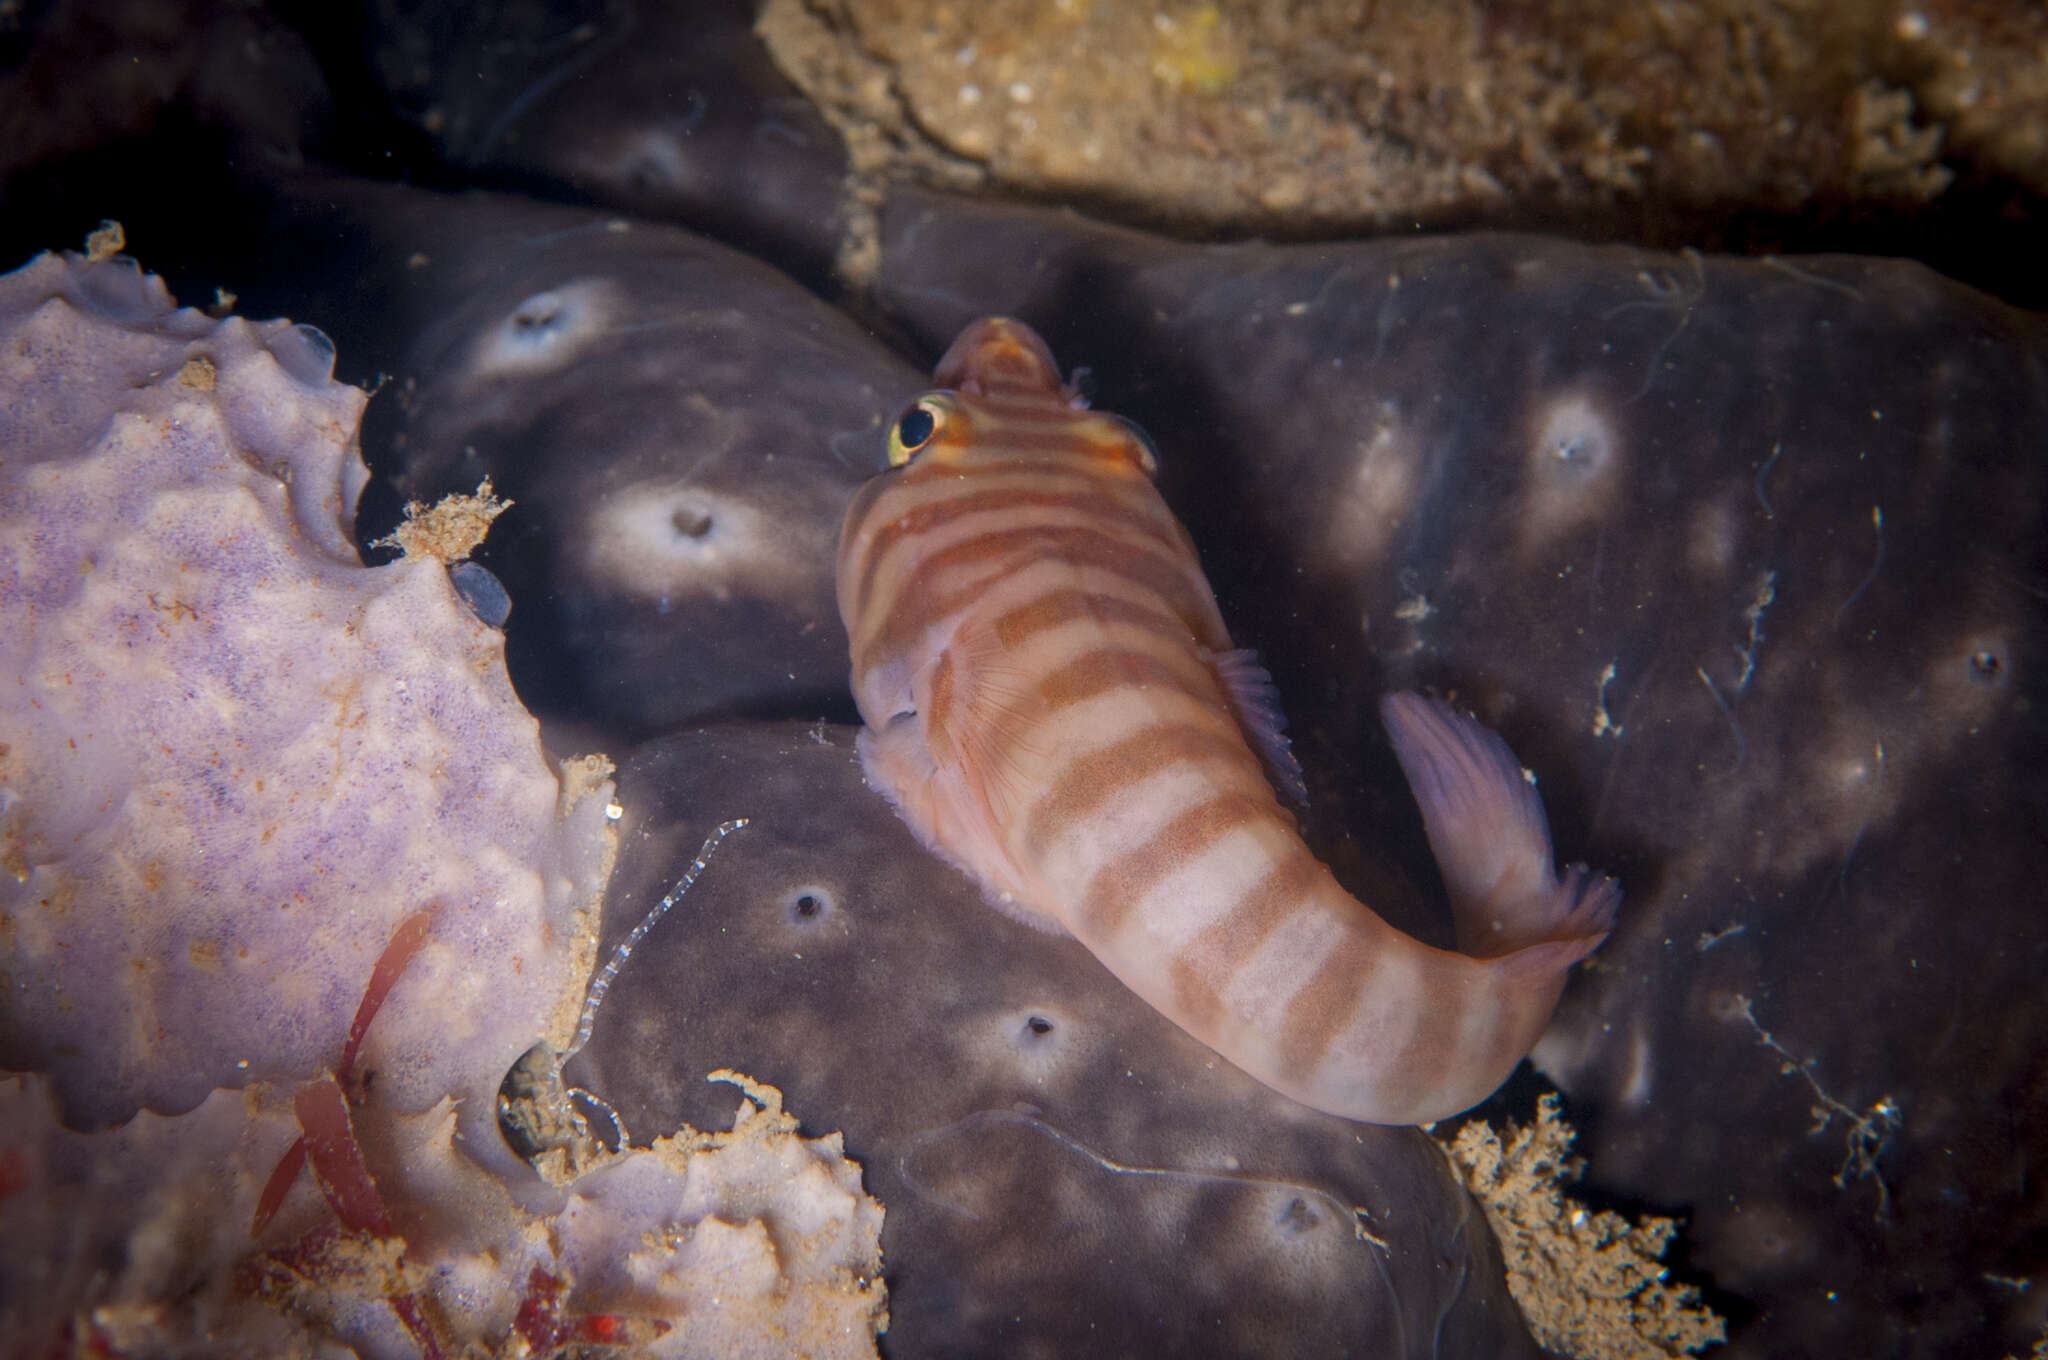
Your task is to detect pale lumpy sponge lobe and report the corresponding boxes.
[0,251,617,1131]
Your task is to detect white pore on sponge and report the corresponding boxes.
[0,250,616,1136]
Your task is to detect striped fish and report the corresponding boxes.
[836,317,1619,1125]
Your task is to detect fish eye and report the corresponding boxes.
[886,392,955,468]
[1106,413,1160,477]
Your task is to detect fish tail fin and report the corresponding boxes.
[1379,691,1620,959]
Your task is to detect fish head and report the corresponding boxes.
[868,318,1160,481]
[836,316,1169,718]
[932,316,1072,402]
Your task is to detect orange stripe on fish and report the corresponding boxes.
[835,316,1620,1125]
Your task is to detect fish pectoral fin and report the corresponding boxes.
[859,664,1072,939]
[857,714,944,849]
[926,617,1048,818]
[1204,646,1309,809]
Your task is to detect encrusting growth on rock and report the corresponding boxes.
[83,218,125,261]
[373,478,512,563]
[1437,1095,1725,1359]
[1728,992,1900,1221]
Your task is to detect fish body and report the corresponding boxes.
[836,317,1618,1124]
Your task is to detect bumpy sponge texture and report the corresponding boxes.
[0,250,613,1134]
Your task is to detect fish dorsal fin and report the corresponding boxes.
[1205,647,1309,810]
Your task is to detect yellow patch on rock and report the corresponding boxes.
[1437,1094,1725,1360]
[372,479,512,564]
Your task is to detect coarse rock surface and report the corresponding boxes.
[229,0,2047,311]
[761,0,2048,295]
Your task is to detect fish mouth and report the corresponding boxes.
[932,316,1066,398]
